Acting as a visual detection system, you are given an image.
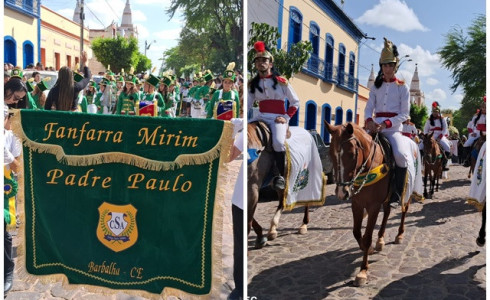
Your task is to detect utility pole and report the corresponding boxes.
[80,0,85,59]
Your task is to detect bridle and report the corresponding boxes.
[335,133,378,197]
[423,138,441,166]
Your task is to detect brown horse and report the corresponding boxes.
[421,132,443,199]
[326,122,412,286]
[469,136,486,178]
[247,121,309,249]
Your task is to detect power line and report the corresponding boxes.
[84,4,106,28]
[103,0,121,23]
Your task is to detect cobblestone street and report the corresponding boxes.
[248,164,485,299]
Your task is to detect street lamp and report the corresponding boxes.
[145,40,156,57]
[398,55,413,69]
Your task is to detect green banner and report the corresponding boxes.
[13,110,232,297]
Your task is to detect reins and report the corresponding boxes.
[336,133,379,197]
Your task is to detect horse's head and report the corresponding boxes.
[325,121,370,200]
[422,132,437,160]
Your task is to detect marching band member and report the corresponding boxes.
[207,62,240,120]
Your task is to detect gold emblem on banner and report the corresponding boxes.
[97,202,138,252]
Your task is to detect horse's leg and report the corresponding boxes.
[268,193,284,241]
[376,201,390,251]
[435,166,440,192]
[355,208,379,286]
[395,199,410,244]
[351,202,364,251]
[298,205,309,235]
[423,170,428,198]
[477,203,486,246]
[252,218,267,249]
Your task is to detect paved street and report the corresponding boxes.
[6,157,241,300]
[248,164,486,299]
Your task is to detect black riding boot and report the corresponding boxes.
[463,147,472,167]
[389,166,407,209]
[442,151,451,171]
[272,151,286,190]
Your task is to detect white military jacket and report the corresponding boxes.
[364,78,410,132]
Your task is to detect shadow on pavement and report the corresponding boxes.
[373,251,485,299]
[248,247,372,300]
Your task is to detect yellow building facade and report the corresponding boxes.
[4,0,40,68]
[40,6,91,70]
[249,0,368,143]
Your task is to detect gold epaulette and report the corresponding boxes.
[395,79,405,85]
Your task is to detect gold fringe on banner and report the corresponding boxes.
[11,108,235,299]
[11,110,234,171]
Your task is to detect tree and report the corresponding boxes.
[438,14,485,129]
[91,36,139,73]
[247,22,312,79]
[165,0,243,73]
[134,53,152,74]
[410,103,428,130]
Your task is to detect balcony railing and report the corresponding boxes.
[337,69,358,92]
[301,55,358,93]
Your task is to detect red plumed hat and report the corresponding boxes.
[431,101,440,112]
[253,41,274,62]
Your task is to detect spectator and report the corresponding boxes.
[45,51,91,111]
[35,62,44,71]
[4,72,11,84]
[3,105,21,296]
[5,72,28,109]
[32,71,41,84]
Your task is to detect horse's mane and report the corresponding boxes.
[247,121,270,149]
[348,122,372,150]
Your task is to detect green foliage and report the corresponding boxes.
[164,0,243,75]
[448,125,459,139]
[438,14,485,124]
[247,22,312,79]
[134,53,152,74]
[91,36,139,73]
[410,103,428,130]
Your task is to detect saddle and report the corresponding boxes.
[371,132,396,186]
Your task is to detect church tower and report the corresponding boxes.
[367,64,375,89]
[73,0,81,23]
[119,0,138,38]
[409,63,425,106]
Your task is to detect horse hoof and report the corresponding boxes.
[395,236,403,244]
[254,237,268,249]
[267,231,278,241]
[298,225,307,235]
[375,239,385,251]
[368,246,375,255]
[476,237,485,247]
[354,271,368,287]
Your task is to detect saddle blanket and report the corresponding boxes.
[401,138,424,206]
[467,142,486,211]
[283,127,326,210]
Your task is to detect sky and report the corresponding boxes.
[40,0,484,111]
[42,0,183,73]
[336,0,485,110]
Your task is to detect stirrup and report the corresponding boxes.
[272,176,285,190]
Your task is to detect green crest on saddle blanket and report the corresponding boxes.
[12,110,232,297]
[293,167,309,192]
[353,163,389,187]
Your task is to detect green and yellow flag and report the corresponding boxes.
[12,110,232,298]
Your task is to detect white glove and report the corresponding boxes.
[230,118,243,137]
[4,146,15,165]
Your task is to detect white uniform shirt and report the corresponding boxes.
[470,114,486,136]
[248,76,300,121]
[424,117,447,140]
[402,122,417,139]
[364,79,410,132]
[4,129,22,169]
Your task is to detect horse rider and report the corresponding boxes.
[423,101,452,171]
[364,37,411,209]
[463,96,486,166]
[402,116,418,140]
[248,41,300,190]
